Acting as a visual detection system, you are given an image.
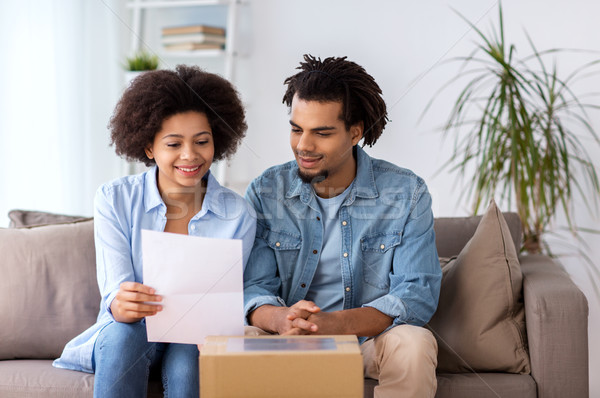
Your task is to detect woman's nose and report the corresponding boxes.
[180,143,198,160]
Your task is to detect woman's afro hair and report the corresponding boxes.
[109,64,247,166]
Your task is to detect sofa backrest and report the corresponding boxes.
[0,209,523,361]
[434,212,521,257]
[0,219,98,360]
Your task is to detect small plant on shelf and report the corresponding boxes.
[124,50,159,71]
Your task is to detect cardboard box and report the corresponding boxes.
[200,335,363,398]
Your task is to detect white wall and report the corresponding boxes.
[1,0,598,394]
[0,0,126,225]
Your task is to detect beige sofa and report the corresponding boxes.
[0,208,588,398]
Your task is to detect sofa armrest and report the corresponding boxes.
[520,254,588,398]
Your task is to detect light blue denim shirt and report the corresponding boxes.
[243,146,441,339]
[53,167,256,373]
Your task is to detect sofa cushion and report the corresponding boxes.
[427,200,530,374]
[0,360,165,398]
[434,212,522,258]
[8,209,91,228]
[0,220,99,360]
[0,360,94,398]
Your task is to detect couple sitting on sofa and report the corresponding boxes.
[53,55,442,398]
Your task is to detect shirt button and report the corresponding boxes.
[380,244,385,250]
[191,225,196,231]
[301,283,306,288]
[275,242,281,247]
[342,221,347,226]
[313,249,318,254]
[345,287,351,292]
[316,216,321,221]
[343,252,348,258]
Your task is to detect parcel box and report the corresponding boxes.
[200,335,363,398]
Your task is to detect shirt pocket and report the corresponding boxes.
[359,231,403,289]
[264,229,302,282]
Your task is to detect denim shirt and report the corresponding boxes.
[243,146,441,338]
[53,167,257,373]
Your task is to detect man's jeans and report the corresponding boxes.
[92,321,199,398]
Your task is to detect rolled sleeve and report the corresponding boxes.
[243,182,286,322]
[364,185,441,327]
[94,186,136,320]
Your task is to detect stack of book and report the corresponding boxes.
[161,24,226,52]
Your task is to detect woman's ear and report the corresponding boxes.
[144,146,154,160]
[350,121,364,146]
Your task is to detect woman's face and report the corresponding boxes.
[145,111,215,195]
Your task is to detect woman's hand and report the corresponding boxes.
[110,282,162,323]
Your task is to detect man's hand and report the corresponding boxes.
[250,305,393,337]
[110,282,162,323]
[289,311,342,335]
[281,300,321,335]
[292,307,394,337]
[249,300,321,335]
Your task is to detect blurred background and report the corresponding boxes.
[0,1,598,393]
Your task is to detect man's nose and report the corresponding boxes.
[296,132,314,153]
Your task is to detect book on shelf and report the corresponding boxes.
[163,42,224,52]
[161,33,226,45]
[162,24,226,36]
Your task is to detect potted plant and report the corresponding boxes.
[123,50,159,85]
[425,4,600,260]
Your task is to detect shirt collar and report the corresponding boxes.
[143,167,226,217]
[198,170,227,218]
[143,166,163,213]
[286,145,378,202]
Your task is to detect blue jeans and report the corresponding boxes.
[92,321,199,398]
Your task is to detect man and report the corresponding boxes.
[244,54,441,397]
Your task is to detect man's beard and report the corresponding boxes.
[298,169,328,184]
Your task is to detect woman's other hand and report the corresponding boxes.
[110,282,162,323]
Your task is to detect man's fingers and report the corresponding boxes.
[293,300,320,313]
[291,318,318,332]
[282,327,309,336]
[287,309,312,321]
[286,300,320,320]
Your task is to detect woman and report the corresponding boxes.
[53,65,256,398]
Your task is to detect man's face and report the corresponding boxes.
[289,95,363,197]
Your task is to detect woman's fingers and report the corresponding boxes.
[118,282,162,303]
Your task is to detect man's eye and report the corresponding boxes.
[316,132,330,137]
[291,128,301,133]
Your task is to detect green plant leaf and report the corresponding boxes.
[424,1,600,285]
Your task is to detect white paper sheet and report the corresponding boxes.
[141,229,244,344]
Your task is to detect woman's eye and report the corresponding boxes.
[196,140,209,145]
[166,143,180,148]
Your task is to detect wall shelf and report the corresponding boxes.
[126,1,230,9]
[160,49,225,58]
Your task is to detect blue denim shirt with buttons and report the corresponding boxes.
[243,146,441,339]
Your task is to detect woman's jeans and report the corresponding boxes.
[92,321,199,398]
